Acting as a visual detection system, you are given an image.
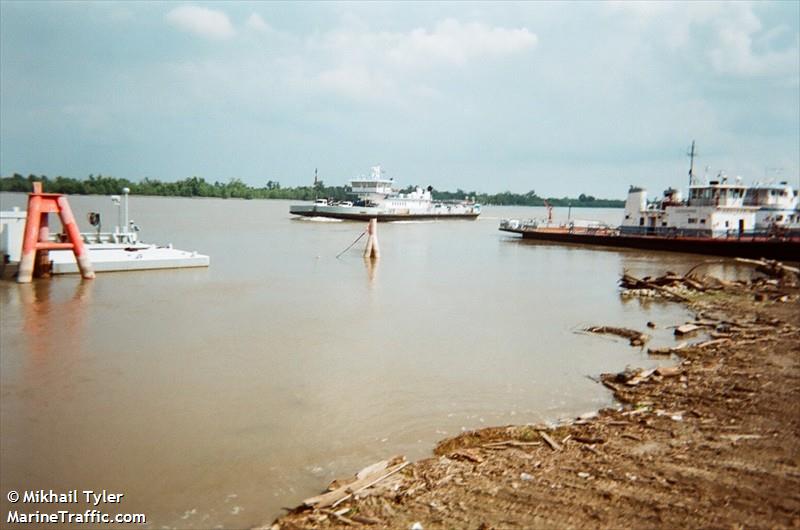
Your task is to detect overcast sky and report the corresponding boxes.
[1,1,798,197]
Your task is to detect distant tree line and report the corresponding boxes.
[0,173,624,208]
[426,187,622,208]
[0,173,348,201]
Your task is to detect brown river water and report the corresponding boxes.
[0,193,727,528]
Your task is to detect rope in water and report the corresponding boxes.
[336,230,367,259]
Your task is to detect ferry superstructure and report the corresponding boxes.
[499,144,799,261]
[289,166,481,221]
[619,178,799,238]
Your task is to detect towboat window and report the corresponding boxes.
[688,218,697,224]
[639,217,644,226]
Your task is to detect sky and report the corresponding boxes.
[0,1,798,198]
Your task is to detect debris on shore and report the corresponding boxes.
[584,326,650,346]
[263,258,800,530]
[301,456,409,512]
[620,257,799,302]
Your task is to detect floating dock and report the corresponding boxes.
[1,187,210,278]
[48,244,209,274]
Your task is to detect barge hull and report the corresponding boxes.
[291,209,479,222]
[500,228,800,261]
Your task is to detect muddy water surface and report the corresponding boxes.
[1,194,714,528]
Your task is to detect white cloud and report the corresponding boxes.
[246,13,270,33]
[392,19,538,66]
[159,17,537,101]
[166,5,235,40]
[708,12,798,77]
[390,19,537,65]
[605,2,799,79]
[310,19,537,99]
[320,19,537,69]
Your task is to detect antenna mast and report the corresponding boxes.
[687,140,697,187]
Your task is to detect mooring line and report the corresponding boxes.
[336,231,367,259]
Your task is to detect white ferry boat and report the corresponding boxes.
[289,166,481,221]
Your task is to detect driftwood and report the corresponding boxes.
[350,514,382,525]
[539,431,562,451]
[319,508,357,525]
[684,257,799,278]
[481,440,543,450]
[604,365,681,388]
[585,326,650,346]
[573,436,606,445]
[448,449,484,463]
[655,366,682,377]
[695,338,731,349]
[624,367,658,386]
[621,273,694,301]
[622,259,798,304]
[733,258,799,277]
[648,342,688,356]
[675,324,703,336]
[303,457,409,509]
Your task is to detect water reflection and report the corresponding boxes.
[364,257,379,287]
[19,279,92,361]
[510,236,756,282]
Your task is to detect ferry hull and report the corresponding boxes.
[290,205,479,221]
[500,227,800,262]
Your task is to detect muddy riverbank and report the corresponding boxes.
[266,263,800,529]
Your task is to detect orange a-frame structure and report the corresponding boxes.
[17,182,95,283]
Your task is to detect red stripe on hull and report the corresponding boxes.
[500,228,800,262]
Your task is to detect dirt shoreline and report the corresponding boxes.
[266,268,800,529]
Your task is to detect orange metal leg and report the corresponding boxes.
[57,196,95,279]
[34,212,51,278]
[17,195,42,283]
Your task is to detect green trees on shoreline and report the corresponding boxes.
[0,173,624,208]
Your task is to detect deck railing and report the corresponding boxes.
[501,219,800,242]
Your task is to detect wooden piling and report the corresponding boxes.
[364,218,380,259]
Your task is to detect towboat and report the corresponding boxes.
[499,150,799,261]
